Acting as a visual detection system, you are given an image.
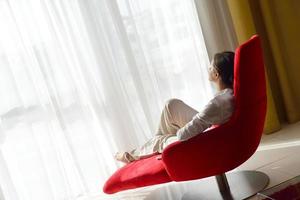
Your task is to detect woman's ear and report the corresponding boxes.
[214,71,219,79]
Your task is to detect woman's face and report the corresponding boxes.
[208,60,219,82]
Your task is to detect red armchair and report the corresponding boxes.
[103,35,269,199]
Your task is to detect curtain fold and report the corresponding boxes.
[0,0,212,199]
[254,0,300,123]
[194,0,238,60]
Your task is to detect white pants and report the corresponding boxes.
[129,98,198,160]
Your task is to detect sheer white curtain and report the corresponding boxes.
[0,0,213,199]
[194,0,238,60]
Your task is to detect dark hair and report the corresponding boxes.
[213,51,235,88]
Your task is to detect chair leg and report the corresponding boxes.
[215,173,234,200]
[216,173,230,193]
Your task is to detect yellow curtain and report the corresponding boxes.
[226,0,300,134]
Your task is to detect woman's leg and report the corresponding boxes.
[115,98,199,163]
[140,98,199,154]
[156,98,199,136]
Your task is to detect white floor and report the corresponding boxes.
[83,121,300,200]
[237,121,300,190]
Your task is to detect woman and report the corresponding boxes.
[115,51,235,163]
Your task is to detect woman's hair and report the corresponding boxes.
[213,51,235,88]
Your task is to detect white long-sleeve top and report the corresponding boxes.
[176,88,235,141]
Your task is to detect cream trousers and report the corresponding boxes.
[129,98,198,160]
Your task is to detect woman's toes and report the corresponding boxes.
[114,152,134,164]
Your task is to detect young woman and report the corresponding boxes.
[115,51,235,163]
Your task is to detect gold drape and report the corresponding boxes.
[227,0,300,134]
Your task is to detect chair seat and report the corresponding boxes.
[103,154,172,194]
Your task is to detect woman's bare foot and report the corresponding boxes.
[114,152,135,164]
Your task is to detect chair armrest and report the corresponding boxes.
[161,124,244,181]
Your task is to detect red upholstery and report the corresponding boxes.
[103,35,267,194]
[103,155,172,194]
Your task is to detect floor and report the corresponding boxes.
[83,121,300,200]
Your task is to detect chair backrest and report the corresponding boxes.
[234,35,266,110]
[231,35,267,157]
